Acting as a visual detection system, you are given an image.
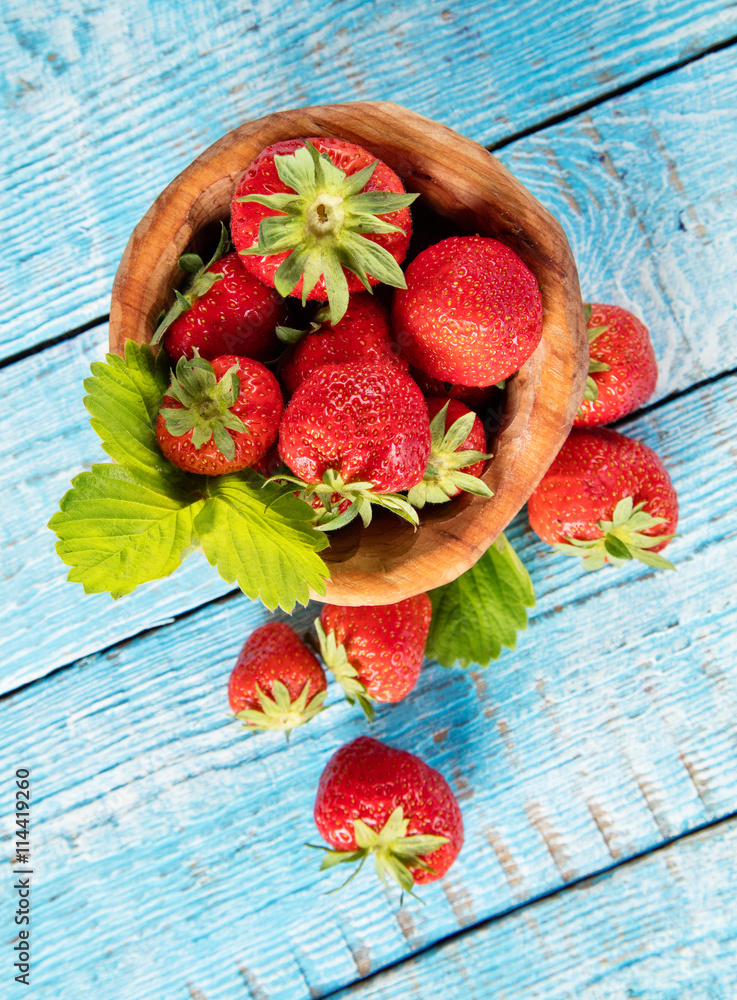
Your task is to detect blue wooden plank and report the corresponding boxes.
[3,45,737,694]
[330,818,737,999]
[2,0,737,358]
[498,45,737,403]
[4,370,737,998]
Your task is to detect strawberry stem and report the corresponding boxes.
[238,142,417,324]
[313,806,449,893]
[554,496,677,571]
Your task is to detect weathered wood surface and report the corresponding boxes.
[3,0,737,359]
[3,44,737,693]
[4,2,737,997]
[5,368,737,998]
[332,819,737,999]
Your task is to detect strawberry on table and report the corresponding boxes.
[228,622,327,734]
[312,736,464,891]
[231,137,417,324]
[527,427,678,571]
[315,594,432,720]
[278,293,405,396]
[575,303,658,427]
[156,353,283,475]
[277,360,431,528]
[392,235,543,386]
[408,397,493,508]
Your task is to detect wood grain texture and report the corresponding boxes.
[4,44,737,690]
[501,46,737,404]
[330,818,737,999]
[4,371,737,998]
[2,0,737,359]
[109,100,587,606]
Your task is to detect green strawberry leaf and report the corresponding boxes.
[426,533,535,667]
[83,340,170,471]
[56,339,332,610]
[195,472,330,612]
[49,462,205,599]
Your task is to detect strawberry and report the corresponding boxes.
[410,368,498,412]
[408,398,493,508]
[156,353,283,475]
[312,736,464,891]
[392,235,543,386]
[315,594,432,720]
[574,303,658,427]
[278,293,405,396]
[231,138,417,324]
[527,427,678,570]
[159,251,287,364]
[228,622,327,734]
[276,360,431,528]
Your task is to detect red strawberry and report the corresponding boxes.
[316,594,432,719]
[574,303,658,427]
[279,293,405,396]
[527,427,678,570]
[313,736,464,891]
[231,138,417,324]
[277,361,431,528]
[408,397,492,507]
[156,353,283,475]
[228,622,327,734]
[392,235,543,386]
[160,251,286,364]
[410,368,498,411]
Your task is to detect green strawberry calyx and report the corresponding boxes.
[554,495,676,571]
[580,303,611,406]
[408,401,493,508]
[159,352,248,461]
[234,680,327,735]
[152,223,230,345]
[265,468,420,531]
[309,806,449,894]
[237,142,418,324]
[314,619,374,721]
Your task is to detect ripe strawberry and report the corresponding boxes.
[231,138,417,324]
[410,368,498,411]
[408,398,492,508]
[527,427,678,571]
[277,361,431,528]
[313,736,464,891]
[574,303,658,427]
[315,594,432,719]
[228,622,327,734]
[156,353,283,475]
[159,251,286,364]
[279,293,405,396]
[392,235,543,386]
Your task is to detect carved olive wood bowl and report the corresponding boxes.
[110,101,587,606]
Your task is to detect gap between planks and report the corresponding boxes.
[314,806,737,1000]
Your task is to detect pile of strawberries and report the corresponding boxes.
[151,136,542,532]
[147,135,679,894]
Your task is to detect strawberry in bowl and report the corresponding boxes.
[231,136,417,324]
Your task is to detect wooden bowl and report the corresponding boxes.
[110,101,587,606]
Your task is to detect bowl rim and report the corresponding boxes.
[109,100,588,606]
